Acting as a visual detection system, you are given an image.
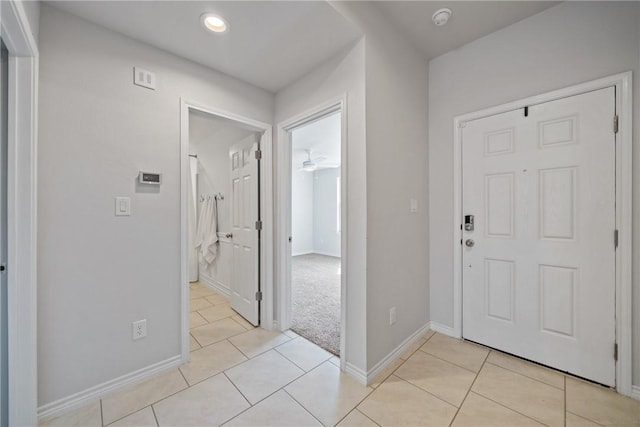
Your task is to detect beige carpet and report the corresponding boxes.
[291,254,341,355]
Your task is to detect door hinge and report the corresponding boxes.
[613,115,619,134]
[614,229,619,248]
[614,343,618,361]
[255,291,263,301]
[255,149,262,160]
[255,220,262,230]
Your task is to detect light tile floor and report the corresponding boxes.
[42,282,639,427]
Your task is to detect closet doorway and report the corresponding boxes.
[180,101,274,359]
[278,101,346,359]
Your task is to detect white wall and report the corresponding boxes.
[275,39,367,372]
[313,168,341,257]
[332,2,430,372]
[427,2,640,385]
[291,168,314,256]
[37,4,273,407]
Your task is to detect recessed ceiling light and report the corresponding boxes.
[200,13,228,33]
[432,8,452,26]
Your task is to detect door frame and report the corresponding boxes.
[1,1,39,425]
[179,99,274,362]
[276,96,347,367]
[452,72,632,396]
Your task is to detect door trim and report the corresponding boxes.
[1,1,39,424]
[179,99,274,362]
[276,96,347,368]
[452,72,632,396]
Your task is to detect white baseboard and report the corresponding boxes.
[38,355,182,422]
[345,362,367,385]
[200,274,230,298]
[365,323,430,386]
[631,385,640,401]
[312,251,341,258]
[428,321,459,338]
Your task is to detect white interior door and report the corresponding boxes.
[230,134,260,326]
[462,87,616,386]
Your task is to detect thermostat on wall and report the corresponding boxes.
[138,171,162,185]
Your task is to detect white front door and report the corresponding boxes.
[462,87,616,386]
[230,135,260,325]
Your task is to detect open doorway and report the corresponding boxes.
[289,111,342,356]
[181,103,274,358]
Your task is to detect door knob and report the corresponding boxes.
[465,239,475,248]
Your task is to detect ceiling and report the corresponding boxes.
[292,112,341,169]
[374,1,558,59]
[48,1,559,93]
[48,1,362,93]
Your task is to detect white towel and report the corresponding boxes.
[201,198,218,264]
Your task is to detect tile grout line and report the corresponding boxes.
[416,348,482,375]
[281,388,326,427]
[483,360,565,391]
[150,404,159,427]
[222,371,253,407]
[447,348,490,427]
[353,408,382,427]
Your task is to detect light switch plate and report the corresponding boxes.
[133,67,156,90]
[115,197,131,216]
[410,198,418,213]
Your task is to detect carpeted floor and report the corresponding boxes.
[291,253,341,356]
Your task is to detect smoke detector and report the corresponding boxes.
[432,8,452,26]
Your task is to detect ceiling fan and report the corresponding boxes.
[298,149,339,172]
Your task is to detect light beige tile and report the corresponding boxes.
[40,401,102,427]
[225,350,304,404]
[472,363,564,427]
[198,304,236,323]
[229,328,291,358]
[275,337,332,371]
[420,333,489,372]
[101,369,187,425]
[285,362,372,427]
[422,329,436,341]
[336,409,378,427]
[191,317,247,347]
[369,358,404,389]
[358,375,457,427]
[189,334,201,351]
[398,337,427,360]
[205,294,229,305]
[190,287,216,299]
[189,311,207,329]
[232,314,255,330]
[180,339,247,386]
[395,351,476,407]
[451,392,544,427]
[189,297,212,312]
[487,351,564,389]
[566,377,640,427]
[566,412,603,427]
[223,390,321,427]
[329,356,341,367]
[107,406,157,427]
[284,329,300,339]
[153,373,249,426]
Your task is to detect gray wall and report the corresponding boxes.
[313,168,341,258]
[291,167,314,256]
[428,2,640,385]
[275,39,367,372]
[37,5,273,406]
[333,2,430,372]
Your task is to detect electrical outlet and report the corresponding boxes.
[389,307,397,325]
[132,319,147,340]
